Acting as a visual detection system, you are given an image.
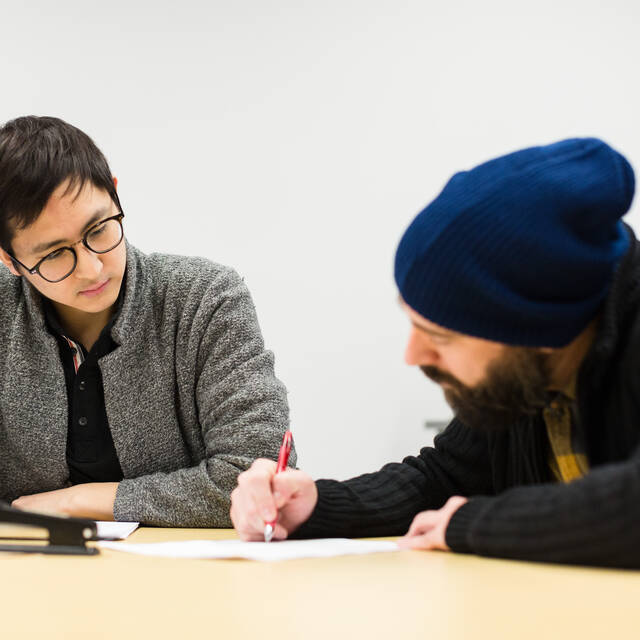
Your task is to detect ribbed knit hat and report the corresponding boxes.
[394,138,635,347]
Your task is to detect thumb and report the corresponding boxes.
[272,471,305,507]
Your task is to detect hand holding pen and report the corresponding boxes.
[230,431,319,542]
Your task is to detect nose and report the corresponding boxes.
[404,326,440,367]
[74,244,104,280]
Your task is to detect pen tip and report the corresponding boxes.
[264,524,274,543]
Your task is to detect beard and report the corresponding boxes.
[421,347,552,433]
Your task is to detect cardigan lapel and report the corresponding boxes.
[99,243,191,476]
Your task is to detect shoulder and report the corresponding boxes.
[0,268,22,317]
[147,250,238,284]
[126,245,253,324]
[130,244,243,295]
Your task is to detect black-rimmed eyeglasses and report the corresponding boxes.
[8,213,125,283]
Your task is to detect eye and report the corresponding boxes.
[415,324,454,345]
[87,222,107,239]
[42,248,66,262]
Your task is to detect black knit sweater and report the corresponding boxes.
[294,228,640,568]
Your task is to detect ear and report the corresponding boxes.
[113,176,118,190]
[0,247,21,277]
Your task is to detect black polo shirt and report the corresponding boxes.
[44,288,125,485]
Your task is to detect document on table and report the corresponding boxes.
[98,538,400,561]
[95,521,139,540]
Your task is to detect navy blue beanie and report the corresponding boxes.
[394,138,635,347]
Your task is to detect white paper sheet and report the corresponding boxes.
[97,538,399,561]
[95,521,139,540]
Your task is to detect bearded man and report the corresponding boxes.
[230,137,639,568]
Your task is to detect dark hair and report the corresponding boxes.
[0,116,121,251]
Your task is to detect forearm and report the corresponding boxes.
[12,482,119,520]
[446,459,640,568]
[295,421,494,539]
[114,457,243,526]
[293,467,436,539]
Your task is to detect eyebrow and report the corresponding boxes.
[31,207,112,255]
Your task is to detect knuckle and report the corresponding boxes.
[250,473,272,492]
[252,458,273,472]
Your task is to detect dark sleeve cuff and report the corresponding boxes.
[445,497,492,553]
[290,479,349,539]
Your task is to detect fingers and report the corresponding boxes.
[271,470,309,506]
[10,491,68,517]
[404,510,439,538]
[397,510,443,551]
[230,489,267,540]
[397,497,467,552]
[231,459,278,540]
[397,532,440,550]
[230,462,318,541]
[241,458,279,521]
[270,523,289,541]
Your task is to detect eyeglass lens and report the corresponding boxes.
[38,217,124,282]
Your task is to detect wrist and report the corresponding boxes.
[445,497,492,553]
[69,482,119,520]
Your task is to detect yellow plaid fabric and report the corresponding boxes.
[543,376,589,483]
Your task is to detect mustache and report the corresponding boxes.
[420,365,462,388]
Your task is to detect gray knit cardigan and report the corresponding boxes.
[0,242,292,526]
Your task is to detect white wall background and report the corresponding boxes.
[2,0,639,479]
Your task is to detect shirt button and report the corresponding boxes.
[78,381,86,391]
[78,417,88,427]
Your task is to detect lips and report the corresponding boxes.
[79,279,110,296]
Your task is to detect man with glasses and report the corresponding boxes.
[0,116,293,525]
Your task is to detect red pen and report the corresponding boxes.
[264,430,293,542]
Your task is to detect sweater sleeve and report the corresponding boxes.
[113,268,292,526]
[292,419,493,538]
[445,451,640,568]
